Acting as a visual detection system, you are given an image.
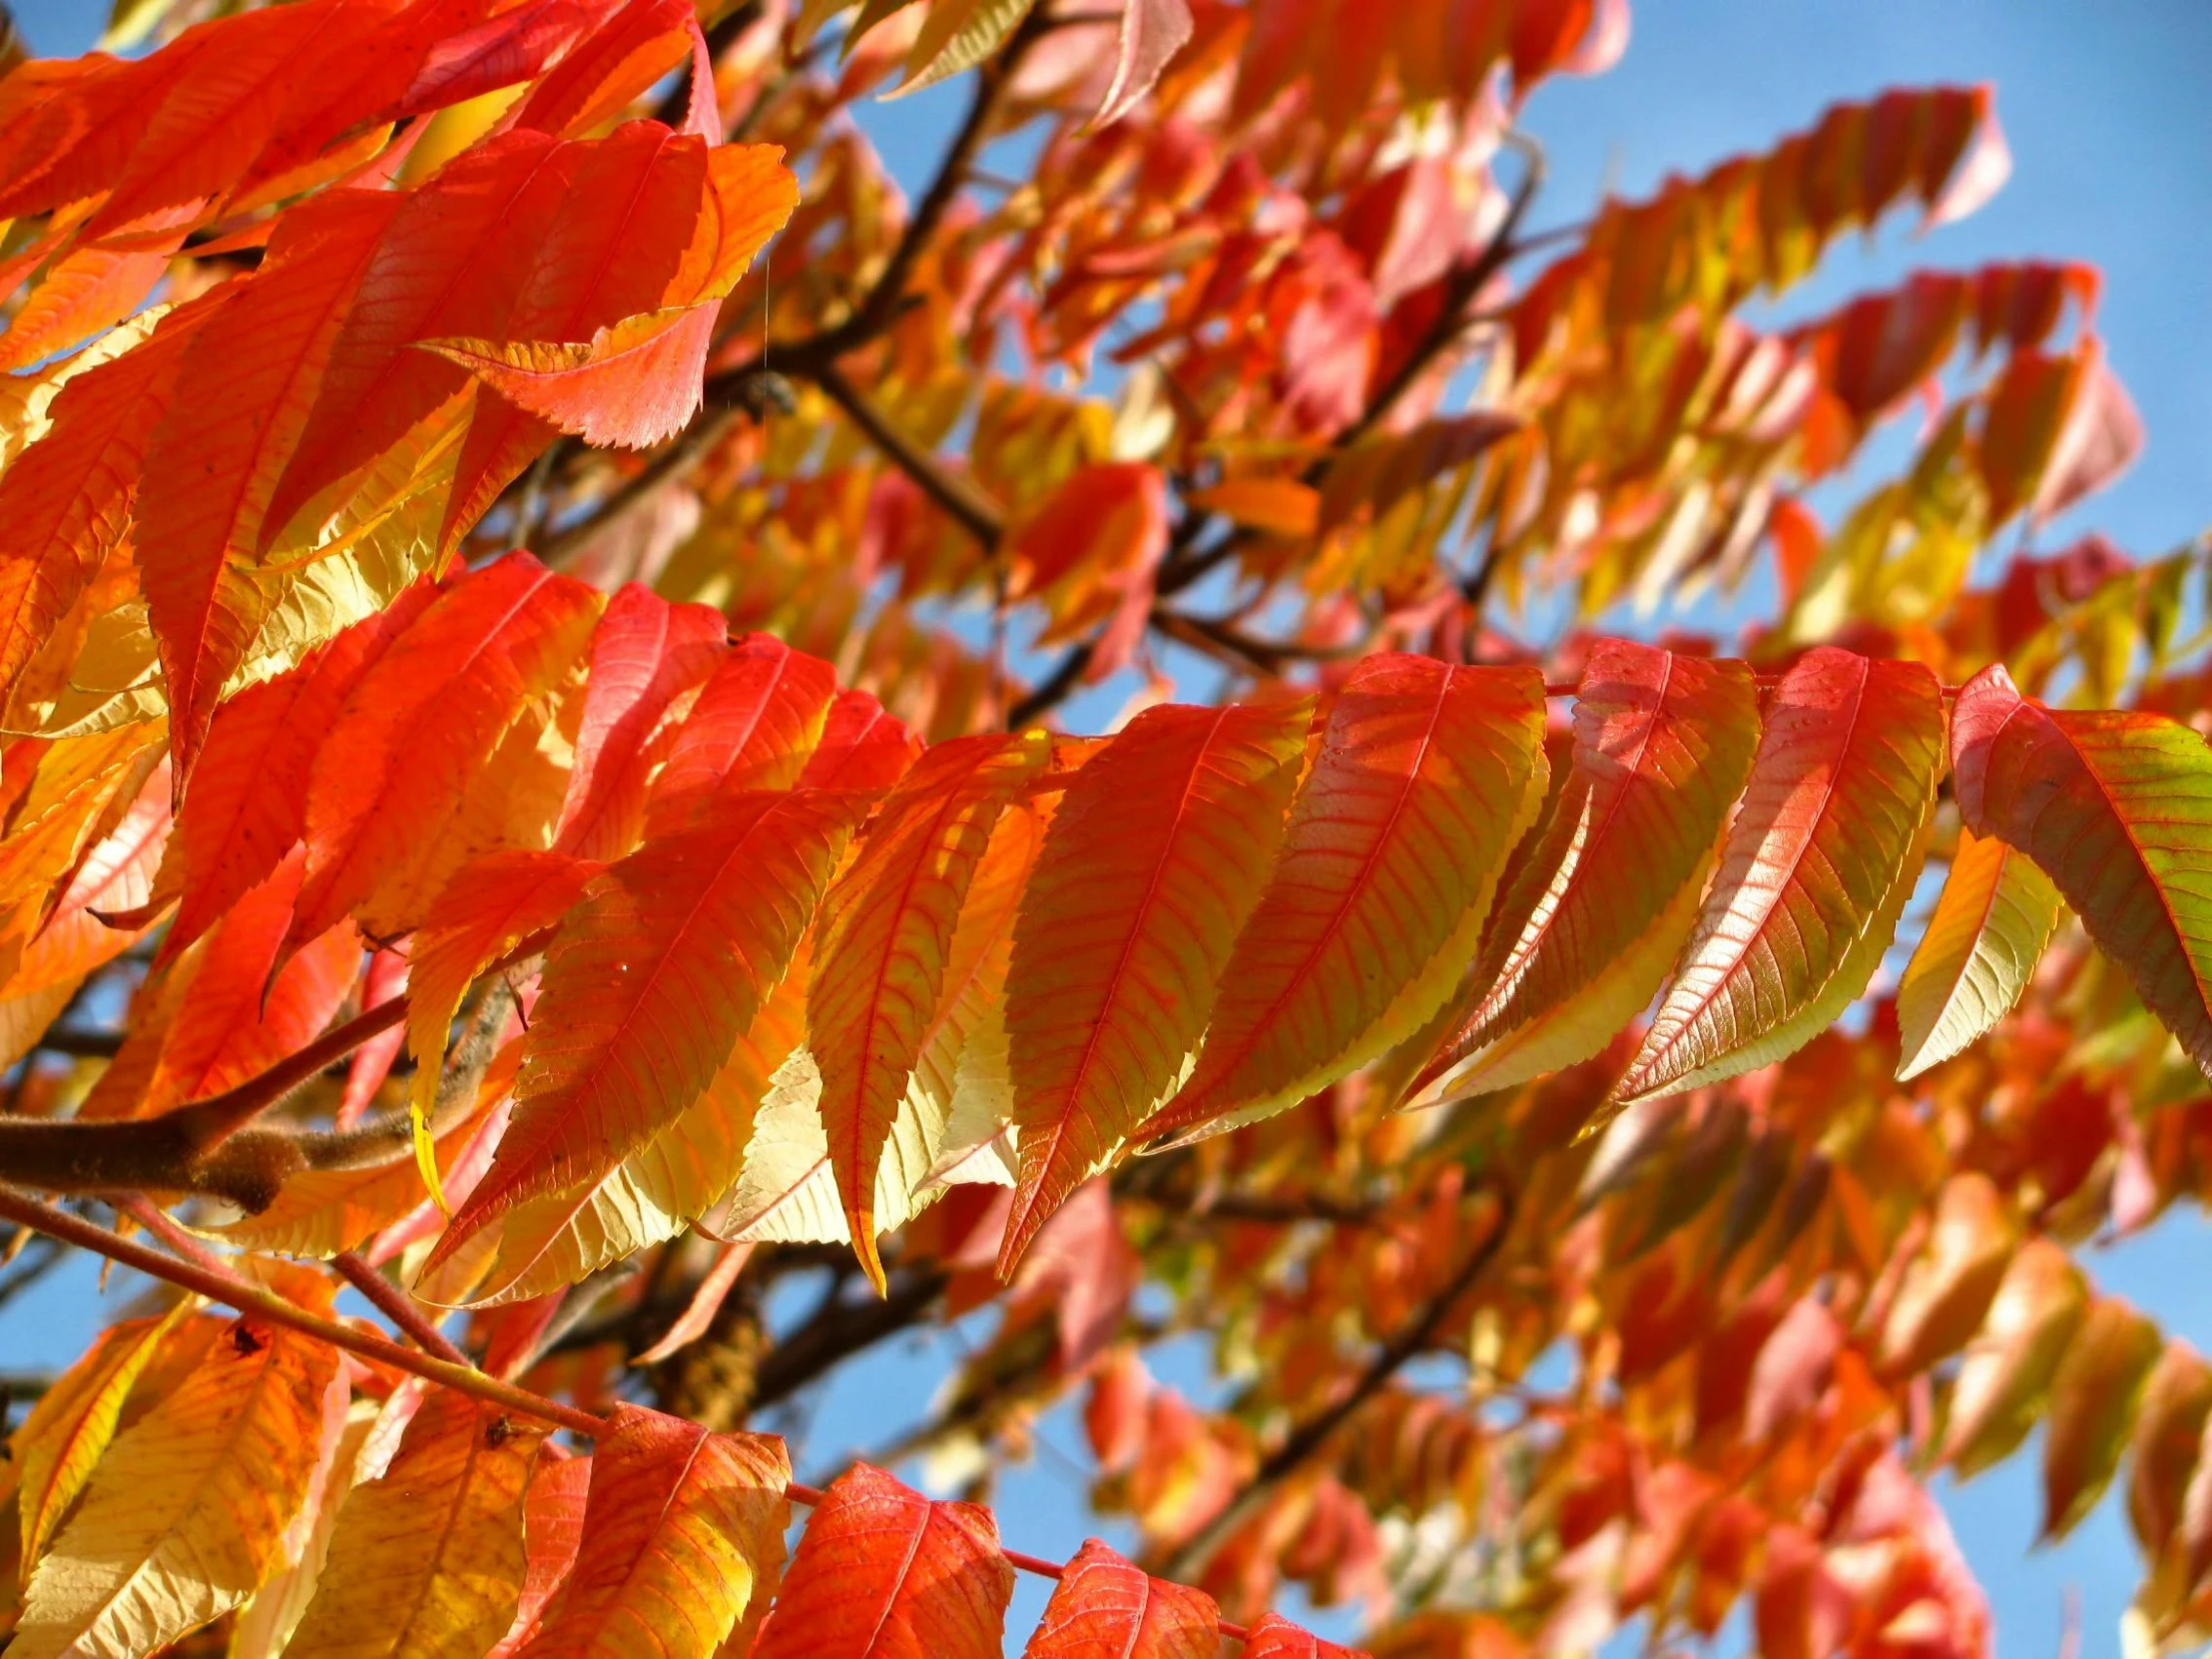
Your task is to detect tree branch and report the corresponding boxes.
[1156,1177,1517,1579]
[812,361,1004,547]
[333,1250,471,1365]
[0,1185,1252,1637]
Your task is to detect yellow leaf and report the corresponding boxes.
[1896,828,2063,1080]
[514,1405,788,1659]
[11,1320,340,1659]
[285,1389,546,1659]
[12,1302,195,1572]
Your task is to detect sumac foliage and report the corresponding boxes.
[0,2,2198,1657]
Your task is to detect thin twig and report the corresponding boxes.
[537,407,740,570]
[812,362,1004,547]
[0,1185,1254,1638]
[333,1250,470,1367]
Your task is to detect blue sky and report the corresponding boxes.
[4,2,2210,1653]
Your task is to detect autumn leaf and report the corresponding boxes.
[1413,640,1760,1104]
[285,1389,546,1659]
[1939,1237,2086,1477]
[11,1319,339,1659]
[553,584,727,861]
[434,787,867,1253]
[812,730,1047,1289]
[1952,662,2212,1076]
[999,698,1309,1271]
[10,1302,195,1571]
[135,190,405,778]
[645,635,839,832]
[751,1462,1014,1659]
[1612,648,1945,1107]
[167,582,436,956]
[1241,1611,1369,1659]
[2040,1296,2160,1541]
[1142,655,1548,1145]
[512,1405,788,1659]
[1022,1538,1217,1659]
[1895,827,2062,1079]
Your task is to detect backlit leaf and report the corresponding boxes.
[750,1462,1013,1659]
[11,1319,338,1659]
[1142,655,1547,1145]
[512,1404,788,1659]
[2041,1296,2160,1541]
[1895,827,2062,1079]
[1952,662,2212,1076]
[285,1388,545,1659]
[11,1302,194,1572]
[812,731,1047,1289]
[1414,640,1760,1103]
[1613,648,1945,1106]
[1021,1538,1217,1659]
[436,788,866,1250]
[1000,698,1309,1270]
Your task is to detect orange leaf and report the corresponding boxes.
[287,551,599,956]
[489,1451,594,1659]
[513,1405,788,1659]
[751,1462,1013,1659]
[404,847,606,1129]
[1611,648,1944,1107]
[169,581,437,957]
[136,190,406,776]
[553,583,727,861]
[1240,1611,1368,1659]
[286,1388,546,1659]
[999,698,1310,1271]
[0,303,205,709]
[1951,662,2212,1074]
[1021,1538,1217,1659]
[2040,1296,2160,1541]
[1414,640,1760,1103]
[812,731,1048,1289]
[646,635,839,834]
[1141,654,1547,1146]
[436,787,867,1251]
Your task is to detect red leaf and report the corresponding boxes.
[1240,1612,1367,1659]
[435,787,867,1251]
[751,1462,1013,1659]
[553,583,728,861]
[136,189,405,776]
[168,580,436,957]
[646,635,839,832]
[1022,1539,1218,1659]
[999,698,1309,1270]
[1612,648,1944,1106]
[812,732,1047,1288]
[1414,639,1759,1102]
[1142,655,1548,1145]
[797,691,925,791]
[513,1404,789,1659]
[0,303,207,710]
[1094,0,1195,127]
[287,552,599,956]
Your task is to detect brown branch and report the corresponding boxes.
[537,406,741,570]
[1006,637,1096,726]
[1156,1178,1517,1580]
[0,1185,608,1438]
[0,1185,1253,1636]
[832,8,1044,352]
[332,1251,471,1366]
[813,361,1003,546]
